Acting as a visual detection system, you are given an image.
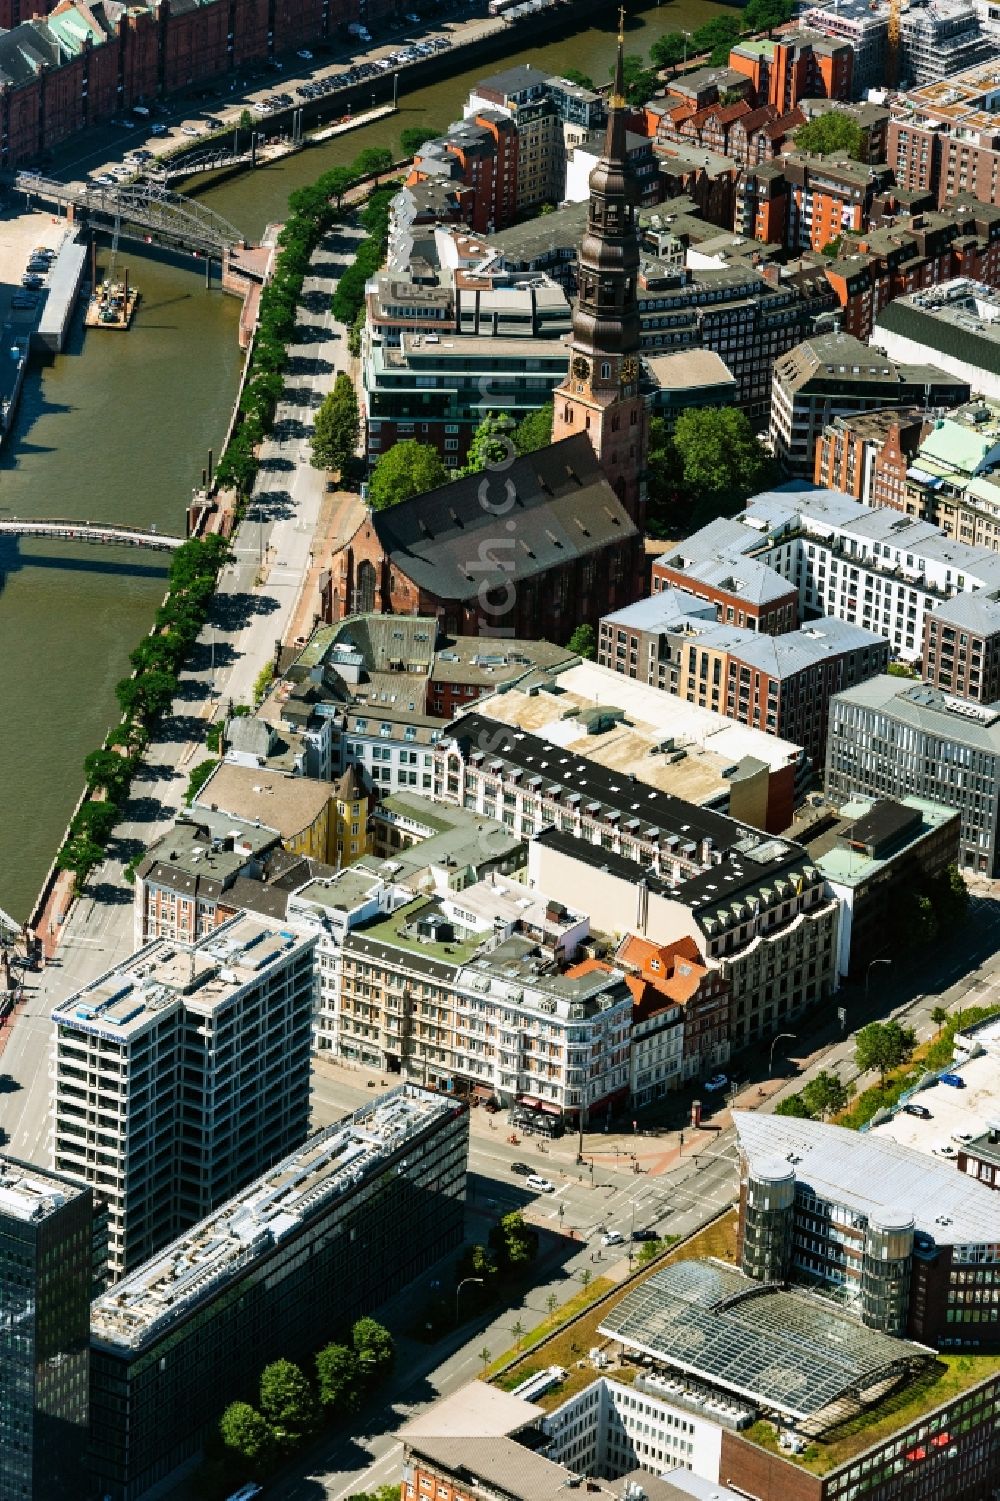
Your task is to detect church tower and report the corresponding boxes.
[551,11,647,525]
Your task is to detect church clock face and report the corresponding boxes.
[572,355,590,380]
[621,356,639,384]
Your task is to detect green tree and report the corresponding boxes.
[238,108,254,132]
[854,1020,917,1085]
[650,32,690,72]
[637,1237,668,1265]
[692,16,742,58]
[56,830,105,886]
[461,412,517,475]
[515,401,553,454]
[887,661,919,678]
[312,372,360,472]
[71,800,118,844]
[801,1069,851,1120]
[400,125,441,155]
[794,110,864,161]
[567,624,597,660]
[258,1359,317,1447]
[368,440,448,509]
[352,1317,395,1383]
[562,67,596,90]
[352,146,394,179]
[931,1005,949,1034]
[652,408,773,531]
[324,165,355,209]
[315,1342,362,1413]
[774,1092,812,1119]
[743,0,795,33]
[348,305,366,358]
[489,1210,538,1274]
[615,54,658,107]
[83,748,132,800]
[511,1318,525,1350]
[479,1345,492,1372]
[579,1267,592,1291]
[218,1400,275,1466]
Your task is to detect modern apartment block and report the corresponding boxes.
[922,590,1000,701]
[802,0,889,95]
[727,30,854,111]
[599,591,888,766]
[655,483,1000,663]
[464,65,605,208]
[736,1111,1000,1346]
[652,538,799,635]
[88,1086,469,1501]
[826,674,1000,873]
[51,913,316,1278]
[0,1158,92,1501]
[899,0,992,86]
[363,331,568,468]
[889,59,1000,208]
[742,151,895,254]
[769,331,968,472]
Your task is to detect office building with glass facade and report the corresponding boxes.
[0,1156,92,1501]
[88,1084,468,1501]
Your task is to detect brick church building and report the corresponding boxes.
[321,31,648,641]
[320,434,639,638]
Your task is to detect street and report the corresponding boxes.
[0,222,363,1165]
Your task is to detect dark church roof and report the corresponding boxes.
[373,434,637,602]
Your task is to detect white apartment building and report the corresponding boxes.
[673,483,1000,661]
[544,1374,734,1482]
[51,913,316,1279]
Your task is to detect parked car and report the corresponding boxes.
[903,1103,932,1119]
[151,122,168,135]
[632,1228,660,1242]
[21,274,43,289]
[510,1161,532,1176]
[601,1230,624,1246]
[525,1174,555,1194]
[703,1073,729,1094]
[940,1073,966,1088]
[297,48,313,59]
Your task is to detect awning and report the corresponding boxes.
[537,1101,562,1116]
[473,1083,496,1100]
[516,1096,542,1110]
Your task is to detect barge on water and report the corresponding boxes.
[85,273,139,330]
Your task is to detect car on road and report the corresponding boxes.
[21,274,44,289]
[601,1230,624,1246]
[510,1161,532,1176]
[151,122,168,134]
[940,1073,966,1088]
[632,1228,659,1242]
[92,173,114,185]
[180,125,201,136]
[903,1102,932,1118]
[703,1073,729,1094]
[525,1175,555,1194]
[297,48,313,59]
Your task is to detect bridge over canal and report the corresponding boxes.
[13,175,249,260]
[0,518,185,551]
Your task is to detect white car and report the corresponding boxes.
[601,1230,624,1247]
[92,174,114,185]
[297,48,313,59]
[180,125,201,137]
[703,1073,729,1094]
[525,1174,554,1194]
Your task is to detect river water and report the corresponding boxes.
[0,0,731,921]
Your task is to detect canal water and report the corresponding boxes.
[0,0,731,920]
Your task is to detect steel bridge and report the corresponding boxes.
[13,174,248,259]
[0,518,184,551]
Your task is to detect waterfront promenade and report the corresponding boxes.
[0,219,364,1165]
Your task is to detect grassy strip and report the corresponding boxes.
[837,1002,1000,1130]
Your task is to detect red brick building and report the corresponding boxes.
[729,30,853,112]
[814,407,928,508]
[0,0,364,167]
[651,554,799,634]
[406,113,519,234]
[319,434,640,640]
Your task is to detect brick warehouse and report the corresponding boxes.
[0,0,391,167]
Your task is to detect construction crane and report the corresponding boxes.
[887,0,902,89]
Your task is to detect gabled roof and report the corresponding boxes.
[374,435,637,602]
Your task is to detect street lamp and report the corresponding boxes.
[455,1276,483,1325]
[769,1032,796,1076]
[866,957,892,999]
[682,29,692,65]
